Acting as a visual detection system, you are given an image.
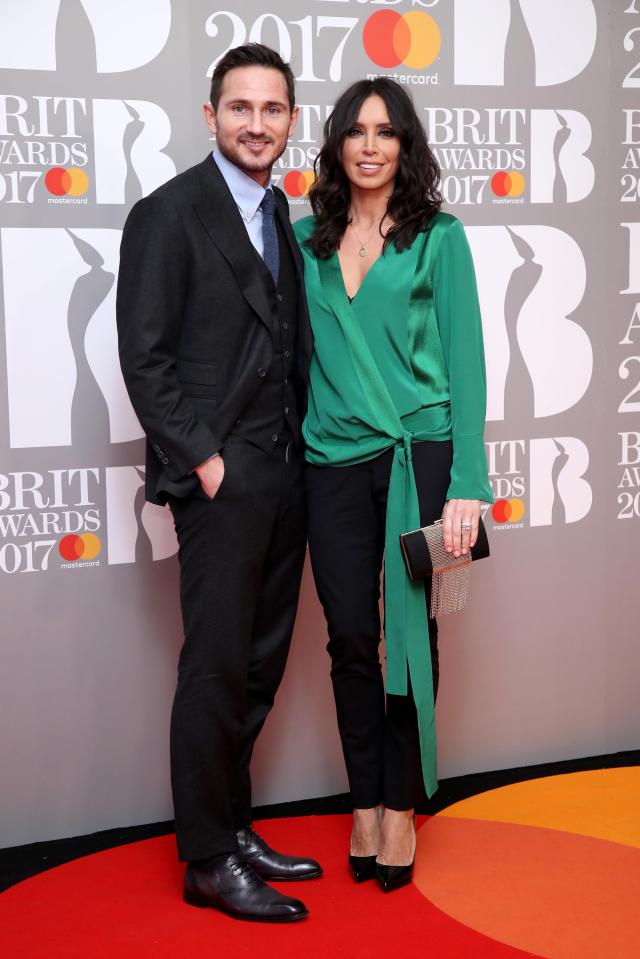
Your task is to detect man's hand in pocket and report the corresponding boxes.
[195,454,225,500]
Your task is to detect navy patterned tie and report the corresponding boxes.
[259,190,279,286]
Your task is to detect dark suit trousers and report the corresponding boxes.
[168,436,306,862]
[305,439,453,811]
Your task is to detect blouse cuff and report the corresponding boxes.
[446,433,494,503]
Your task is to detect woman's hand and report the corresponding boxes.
[441,499,481,557]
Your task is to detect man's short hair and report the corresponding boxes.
[209,43,295,112]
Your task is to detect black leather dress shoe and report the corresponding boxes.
[348,854,377,883]
[237,827,323,881]
[375,860,414,893]
[183,853,308,922]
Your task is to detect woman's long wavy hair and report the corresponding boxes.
[307,78,442,259]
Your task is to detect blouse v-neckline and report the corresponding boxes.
[335,245,387,306]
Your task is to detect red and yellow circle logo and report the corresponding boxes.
[363,11,441,69]
[58,533,101,562]
[283,170,315,198]
[45,167,89,197]
[491,171,526,198]
[492,499,526,524]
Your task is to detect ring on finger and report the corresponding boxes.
[460,522,473,530]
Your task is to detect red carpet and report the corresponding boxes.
[1,815,533,959]
[3,770,639,957]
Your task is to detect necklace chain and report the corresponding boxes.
[349,218,381,258]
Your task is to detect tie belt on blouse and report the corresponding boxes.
[382,411,452,799]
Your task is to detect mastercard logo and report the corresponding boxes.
[45,167,89,197]
[363,10,441,70]
[59,533,101,562]
[283,170,315,197]
[492,499,525,524]
[491,171,526,198]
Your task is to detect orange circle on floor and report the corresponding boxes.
[413,768,640,959]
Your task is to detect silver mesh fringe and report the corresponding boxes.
[422,521,472,617]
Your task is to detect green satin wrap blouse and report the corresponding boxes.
[293,211,493,798]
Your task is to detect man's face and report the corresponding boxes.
[204,66,299,185]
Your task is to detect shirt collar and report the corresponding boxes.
[212,149,272,223]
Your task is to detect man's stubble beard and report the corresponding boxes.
[216,132,289,179]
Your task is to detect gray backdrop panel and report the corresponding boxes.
[0,0,637,848]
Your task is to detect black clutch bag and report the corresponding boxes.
[399,518,490,616]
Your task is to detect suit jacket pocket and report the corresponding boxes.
[156,470,200,501]
[177,358,217,398]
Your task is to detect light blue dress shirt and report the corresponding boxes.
[212,149,273,258]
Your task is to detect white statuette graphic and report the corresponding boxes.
[92,100,175,205]
[79,0,170,73]
[529,437,592,527]
[0,0,59,71]
[467,226,592,422]
[1,229,143,449]
[454,0,597,87]
[0,0,170,73]
[529,110,595,204]
[105,467,178,566]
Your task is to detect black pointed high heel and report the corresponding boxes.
[376,812,416,892]
[375,860,414,892]
[348,854,377,883]
[349,805,382,882]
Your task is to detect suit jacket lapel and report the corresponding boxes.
[193,157,273,334]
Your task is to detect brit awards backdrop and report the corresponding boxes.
[1,0,638,848]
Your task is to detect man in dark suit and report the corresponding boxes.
[116,44,320,922]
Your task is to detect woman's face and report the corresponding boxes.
[341,94,401,194]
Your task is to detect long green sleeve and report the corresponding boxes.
[433,219,494,503]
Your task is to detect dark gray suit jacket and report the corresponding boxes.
[116,156,312,504]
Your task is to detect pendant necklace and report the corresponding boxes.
[350,219,380,258]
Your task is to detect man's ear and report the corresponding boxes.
[203,103,217,137]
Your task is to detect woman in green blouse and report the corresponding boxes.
[293,79,492,892]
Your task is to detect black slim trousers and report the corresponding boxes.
[305,439,453,811]
[168,436,306,862]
